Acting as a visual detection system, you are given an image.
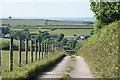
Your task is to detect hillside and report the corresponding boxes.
[0,19,85,27]
[78,20,120,78]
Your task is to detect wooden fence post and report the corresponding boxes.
[41,42,43,59]
[46,43,48,57]
[52,43,54,54]
[44,42,46,57]
[19,38,21,67]
[55,43,57,51]
[30,40,33,62]
[58,42,60,47]
[47,43,49,56]
[54,43,56,52]
[9,36,13,71]
[38,41,40,60]
[47,44,48,56]
[35,40,37,61]
[25,39,28,64]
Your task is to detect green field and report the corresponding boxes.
[10,28,50,34]
[1,19,93,36]
[1,19,85,27]
[10,28,92,36]
[1,19,46,26]
[49,29,92,36]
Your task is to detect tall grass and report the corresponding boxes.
[78,20,120,78]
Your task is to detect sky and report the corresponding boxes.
[0,0,94,18]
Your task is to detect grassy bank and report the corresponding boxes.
[2,51,66,79]
[78,20,119,78]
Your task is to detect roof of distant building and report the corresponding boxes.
[80,35,90,37]
[64,36,79,38]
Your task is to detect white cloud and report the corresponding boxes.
[1,0,89,3]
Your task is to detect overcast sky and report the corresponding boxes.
[0,0,94,18]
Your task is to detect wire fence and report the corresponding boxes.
[2,36,63,72]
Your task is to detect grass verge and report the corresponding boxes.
[2,52,66,80]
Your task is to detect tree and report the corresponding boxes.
[57,34,64,42]
[67,40,78,49]
[23,28,29,31]
[2,27,9,35]
[61,38,68,46]
[9,30,30,40]
[39,30,41,33]
[90,30,94,35]
[25,31,31,39]
[35,35,42,43]
[90,1,120,30]
[8,16,12,19]
[44,38,52,44]
[74,34,77,36]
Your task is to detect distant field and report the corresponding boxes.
[29,29,50,34]
[47,20,85,25]
[1,19,93,37]
[49,29,92,36]
[0,19,85,27]
[36,25,93,29]
[10,28,50,34]
[10,28,92,36]
[1,19,46,26]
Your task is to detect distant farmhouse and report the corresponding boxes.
[5,34,11,38]
[49,34,58,38]
[79,35,90,40]
[64,36,79,40]
[64,35,90,40]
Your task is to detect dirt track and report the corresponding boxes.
[35,56,94,79]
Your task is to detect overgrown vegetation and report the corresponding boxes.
[71,55,75,58]
[70,55,76,61]
[62,74,71,78]
[67,66,74,71]
[62,66,74,78]
[78,20,119,78]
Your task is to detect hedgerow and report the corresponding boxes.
[78,20,120,78]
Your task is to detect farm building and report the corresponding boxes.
[5,34,10,38]
[64,36,79,40]
[79,35,90,40]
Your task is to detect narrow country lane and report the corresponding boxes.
[70,56,94,78]
[35,56,94,80]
